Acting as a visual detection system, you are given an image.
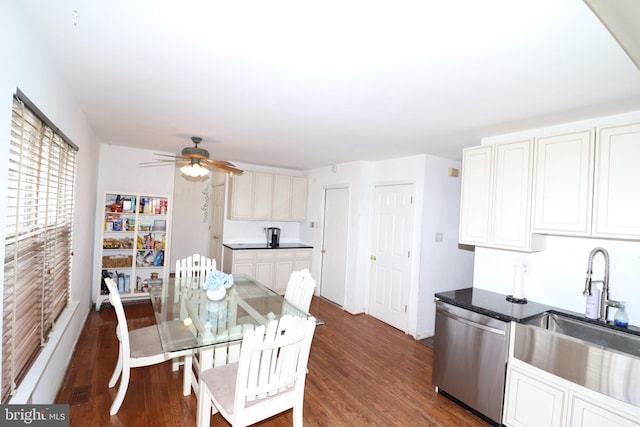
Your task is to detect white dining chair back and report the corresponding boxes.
[284,269,316,313]
[197,314,317,427]
[176,253,216,279]
[105,277,193,415]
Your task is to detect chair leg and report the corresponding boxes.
[196,380,212,427]
[109,365,130,415]
[292,402,303,427]
[182,354,192,396]
[108,344,123,388]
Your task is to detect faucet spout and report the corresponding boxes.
[585,247,620,322]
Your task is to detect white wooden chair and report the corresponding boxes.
[105,277,193,415]
[284,269,316,313]
[175,253,216,279]
[173,253,217,393]
[196,315,317,427]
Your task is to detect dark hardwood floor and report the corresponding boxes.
[56,296,489,426]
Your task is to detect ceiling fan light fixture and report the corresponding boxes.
[180,162,209,177]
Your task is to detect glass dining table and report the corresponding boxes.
[147,273,313,396]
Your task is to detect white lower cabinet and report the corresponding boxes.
[223,247,312,294]
[504,364,566,427]
[504,361,640,427]
[569,392,640,427]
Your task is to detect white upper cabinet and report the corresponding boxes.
[459,145,494,245]
[593,122,640,239]
[229,171,308,221]
[289,176,308,221]
[252,172,274,220]
[459,140,544,252]
[229,171,273,220]
[532,130,594,235]
[271,175,308,221]
[272,174,292,221]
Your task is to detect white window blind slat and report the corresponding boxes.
[2,95,77,403]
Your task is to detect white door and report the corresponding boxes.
[320,187,349,306]
[211,184,225,267]
[369,184,415,331]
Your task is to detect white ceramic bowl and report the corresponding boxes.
[206,288,226,301]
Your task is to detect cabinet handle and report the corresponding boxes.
[370,255,376,261]
[321,249,326,254]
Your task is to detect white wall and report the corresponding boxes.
[417,155,475,338]
[475,111,640,327]
[0,1,100,403]
[171,170,213,268]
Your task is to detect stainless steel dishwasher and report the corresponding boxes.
[432,299,510,425]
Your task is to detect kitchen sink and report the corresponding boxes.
[514,311,640,407]
[522,311,640,358]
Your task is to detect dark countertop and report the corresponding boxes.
[435,287,640,336]
[223,243,313,250]
[435,287,554,323]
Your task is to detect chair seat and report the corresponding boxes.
[201,362,296,417]
[129,325,165,358]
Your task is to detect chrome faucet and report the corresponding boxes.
[583,247,621,322]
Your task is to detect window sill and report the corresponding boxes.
[9,300,81,404]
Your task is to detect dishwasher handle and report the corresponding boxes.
[437,307,506,336]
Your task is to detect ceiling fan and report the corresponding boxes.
[140,136,243,177]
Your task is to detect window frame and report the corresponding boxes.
[2,90,78,403]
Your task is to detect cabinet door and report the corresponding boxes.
[593,122,640,239]
[271,175,292,221]
[229,172,254,220]
[459,145,494,245]
[255,251,275,288]
[290,176,308,221]
[568,392,640,427]
[293,249,312,271]
[252,172,274,220]
[491,139,535,250]
[504,366,566,427]
[229,249,255,276]
[532,130,594,235]
[274,254,295,295]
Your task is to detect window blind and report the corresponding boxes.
[2,94,77,403]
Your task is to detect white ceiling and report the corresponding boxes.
[14,0,640,170]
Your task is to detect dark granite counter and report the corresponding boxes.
[435,287,556,323]
[436,287,640,336]
[223,243,313,250]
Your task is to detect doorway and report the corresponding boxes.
[319,187,349,306]
[369,184,415,331]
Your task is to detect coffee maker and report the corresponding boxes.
[266,227,280,248]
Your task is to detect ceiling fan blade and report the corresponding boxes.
[140,159,190,166]
[209,158,236,167]
[140,159,176,164]
[139,162,177,168]
[153,153,181,158]
[203,159,244,174]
